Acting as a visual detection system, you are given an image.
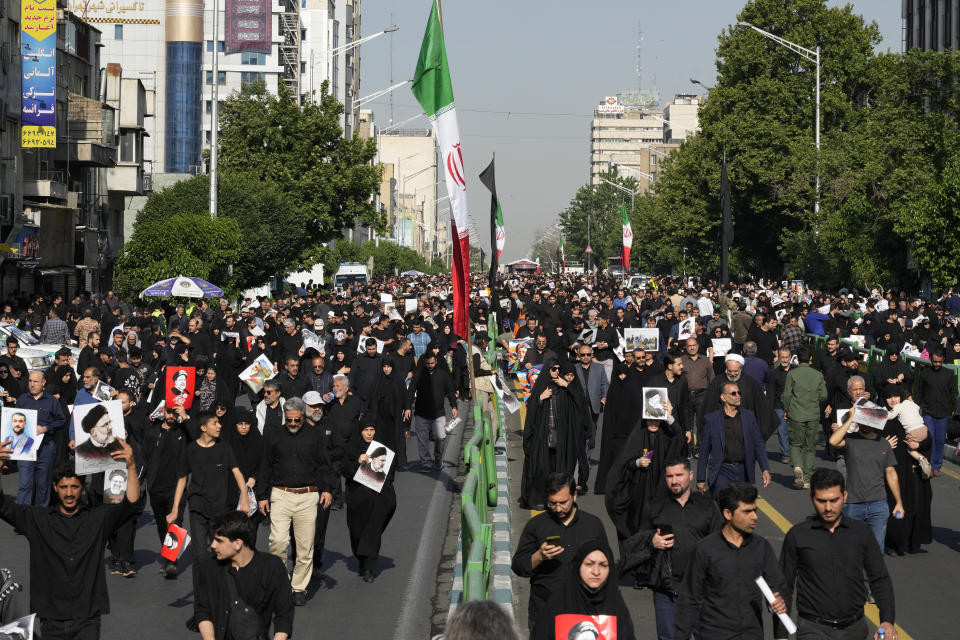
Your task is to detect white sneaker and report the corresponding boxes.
[917,455,932,479]
[793,466,804,489]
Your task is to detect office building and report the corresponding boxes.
[903,0,960,51]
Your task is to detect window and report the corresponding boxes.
[120,131,137,163]
[114,25,123,40]
[241,52,266,65]
[205,71,226,85]
[205,100,212,114]
[240,71,265,86]
[206,41,225,52]
[205,130,211,144]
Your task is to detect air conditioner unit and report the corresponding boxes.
[0,195,13,225]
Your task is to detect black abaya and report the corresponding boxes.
[594,364,644,495]
[882,418,932,552]
[342,429,397,573]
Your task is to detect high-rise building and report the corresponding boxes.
[902,1,960,51]
[590,93,701,191]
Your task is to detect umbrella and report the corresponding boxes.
[141,276,224,299]
[401,270,426,277]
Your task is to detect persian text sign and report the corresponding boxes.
[225,0,270,54]
[21,0,57,148]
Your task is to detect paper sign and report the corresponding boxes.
[352,440,394,493]
[103,468,128,504]
[1,407,42,462]
[165,366,196,409]
[755,576,797,635]
[818,304,831,314]
[301,329,324,356]
[642,387,669,420]
[624,328,659,352]
[677,318,696,341]
[555,615,617,640]
[356,338,385,354]
[405,298,418,314]
[852,405,889,430]
[0,613,35,640]
[875,299,889,312]
[161,524,191,562]
[73,400,127,476]
[711,338,732,357]
[239,354,276,393]
[380,293,393,304]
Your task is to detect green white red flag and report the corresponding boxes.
[411,0,470,338]
[621,202,632,270]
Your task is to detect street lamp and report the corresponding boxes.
[690,77,715,91]
[309,26,399,96]
[736,21,820,215]
[354,80,411,109]
[599,176,640,210]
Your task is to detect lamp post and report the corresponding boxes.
[736,21,820,215]
[310,26,398,97]
[598,176,639,212]
[690,77,715,91]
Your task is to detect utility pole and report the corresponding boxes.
[209,0,219,218]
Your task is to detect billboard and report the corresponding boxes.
[597,96,624,114]
[21,0,57,148]
[225,0,271,54]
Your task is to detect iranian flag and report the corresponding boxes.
[536,250,541,273]
[411,0,470,339]
[621,201,633,270]
[559,236,566,272]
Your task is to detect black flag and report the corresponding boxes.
[720,149,733,285]
[479,157,499,284]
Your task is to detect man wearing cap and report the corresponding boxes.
[303,390,338,570]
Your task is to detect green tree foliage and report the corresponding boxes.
[113,213,241,299]
[217,80,384,240]
[557,172,640,270]
[898,155,960,289]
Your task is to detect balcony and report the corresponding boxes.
[23,170,68,201]
[106,164,145,196]
[67,92,117,168]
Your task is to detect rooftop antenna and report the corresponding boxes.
[389,11,395,126]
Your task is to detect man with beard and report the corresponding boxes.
[780,468,897,640]
[697,382,771,495]
[914,348,955,476]
[625,458,721,640]
[699,354,776,439]
[0,439,139,640]
[511,472,608,632]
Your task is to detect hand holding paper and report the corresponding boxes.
[755,576,796,635]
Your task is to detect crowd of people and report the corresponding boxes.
[0,283,477,639]
[0,271,954,639]
[504,272,960,640]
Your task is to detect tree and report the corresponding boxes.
[130,173,310,291]
[557,171,639,271]
[113,213,241,299]
[898,154,960,289]
[217,80,384,242]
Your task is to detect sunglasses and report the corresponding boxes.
[727,391,741,396]
[550,366,561,371]
[284,418,303,424]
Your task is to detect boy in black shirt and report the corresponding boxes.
[167,412,249,628]
[195,511,294,640]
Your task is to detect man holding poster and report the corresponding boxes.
[0,435,139,640]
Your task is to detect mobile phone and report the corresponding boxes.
[644,449,655,459]
[658,524,673,536]
[545,535,562,547]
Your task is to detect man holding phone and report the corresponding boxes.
[511,472,608,631]
[634,457,722,640]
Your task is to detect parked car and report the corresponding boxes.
[0,323,81,372]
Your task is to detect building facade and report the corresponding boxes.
[0,4,148,299]
[903,0,960,51]
[377,128,439,258]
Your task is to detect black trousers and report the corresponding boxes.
[41,616,101,640]
[148,489,184,550]
[109,497,144,564]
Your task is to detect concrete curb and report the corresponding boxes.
[490,400,515,614]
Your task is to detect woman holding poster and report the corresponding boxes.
[532,539,634,640]
[342,422,396,583]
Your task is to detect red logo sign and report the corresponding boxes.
[446,142,466,191]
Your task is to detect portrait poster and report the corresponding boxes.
[555,614,617,640]
[875,299,889,312]
[516,364,543,404]
[161,524,191,563]
[853,405,889,430]
[0,613,35,640]
[73,400,126,475]
[404,298,418,314]
[301,329,324,357]
[677,318,696,341]
[92,380,115,402]
[103,468,128,504]
[1,407,41,462]
[577,328,598,345]
[624,328,659,353]
[165,366,196,409]
[711,338,732,357]
[239,354,275,393]
[641,387,669,420]
[355,338,385,354]
[352,440,394,493]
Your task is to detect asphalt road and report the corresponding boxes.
[506,405,960,639]
[0,409,465,640]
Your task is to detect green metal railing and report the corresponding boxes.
[458,313,504,601]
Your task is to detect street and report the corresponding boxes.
[0,424,461,640]
[506,405,960,639]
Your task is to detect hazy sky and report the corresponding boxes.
[357,1,902,262]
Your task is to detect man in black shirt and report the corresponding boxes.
[409,353,458,472]
[914,349,955,475]
[780,468,896,640]
[674,482,788,640]
[195,511,294,640]
[511,472,609,631]
[0,338,27,378]
[271,356,309,400]
[634,457,722,640]
[0,438,139,640]
[257,397,336,606]
[143,405,192,578]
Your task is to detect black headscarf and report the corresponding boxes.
[532,539,635,640]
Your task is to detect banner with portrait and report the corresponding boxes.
[1,407,41,462]
[73,400,126,475]
[352,440,394,493]
[165,366,196,409]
